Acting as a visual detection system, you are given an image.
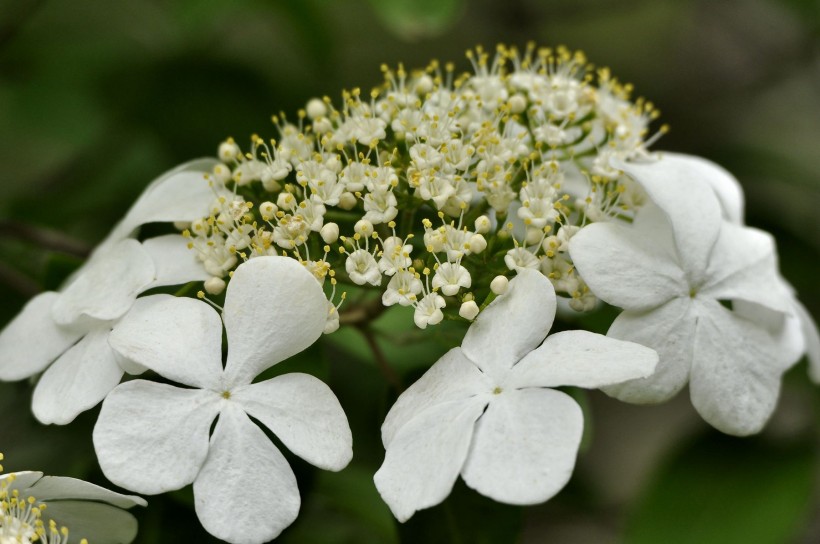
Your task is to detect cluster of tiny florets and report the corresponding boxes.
[183,43,665,329]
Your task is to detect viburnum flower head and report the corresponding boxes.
[93,256,353,544]
[1,460,146,544]
[374,269,657,521]
[0,160,219,425]
[569,154,798,436]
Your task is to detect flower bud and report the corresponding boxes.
[508,94,527,114]
[474,215,491,234]
[321,222,340,244]
[468,234,487,254]
[525,227,543,245]
[306,98,327,120]
[459,300,480,321]
[490,275,509,295]
[204,276,226,295]
[338,192,357,210]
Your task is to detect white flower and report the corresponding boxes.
[1,468,145,544]
[374,269,656,521]
[431,262,471,296]
[382,270,422,307]
[0,235,208,425]
[413,292,446,329]
[94,257,352,544]
[378,236,413,276]
[673,152,820,382]
[569,154,796,435]
[345,248,381,286]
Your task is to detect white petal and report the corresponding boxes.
[658,152,744,224]
[93,381,220,495]
[0,292,82,381]
[381,347,489,447]
[103,159,221,246]
[234,373,352,471]
[510,330,657,389]
[603,297,695,403]
[194,403,300,544]
[142,234,210,289]
[461,388,582,505]
[689,299,787,436]
[222,257,326,387]
[1,471,43,491]
[795,301,820,383]
[374,396,488,522]
[616,154,723,284]
[32,328,124,425]
[735,298,805,368]
[109,295,224,389]
[461,269,555,375]
[41,500,140,544]
[700,223,789,313]
[27,475,146,508]
[569,208,687,311]
[52,239,154,326]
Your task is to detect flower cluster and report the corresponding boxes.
[0,43,817,544]
[184,43,667,328]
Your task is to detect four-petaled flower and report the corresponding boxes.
[0,160,219,425]
[374,269,657,521]
[569,154,796,435]
[93,256,353,544]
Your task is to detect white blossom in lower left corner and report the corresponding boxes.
[1,458,146,544]
[374,269,657,522]
[93,256,353,544]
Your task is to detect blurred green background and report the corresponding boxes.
[0,0,818,542]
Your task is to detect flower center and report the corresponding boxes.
[492,386,503,395]
[221,390,232,399]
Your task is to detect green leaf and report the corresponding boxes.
[625,433,816,544]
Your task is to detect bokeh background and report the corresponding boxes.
[0,0,818,542]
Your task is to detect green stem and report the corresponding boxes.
[357,325,403,393]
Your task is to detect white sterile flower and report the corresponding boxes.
[374,269,656,521]
[413,292,446,329]
[432,262,471,296]
[0,235,208,425]
[569,154,796,436]
[1,467,146,544]
[673,152,820,382]
[94,257,353,544]
[345,249,381,286]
